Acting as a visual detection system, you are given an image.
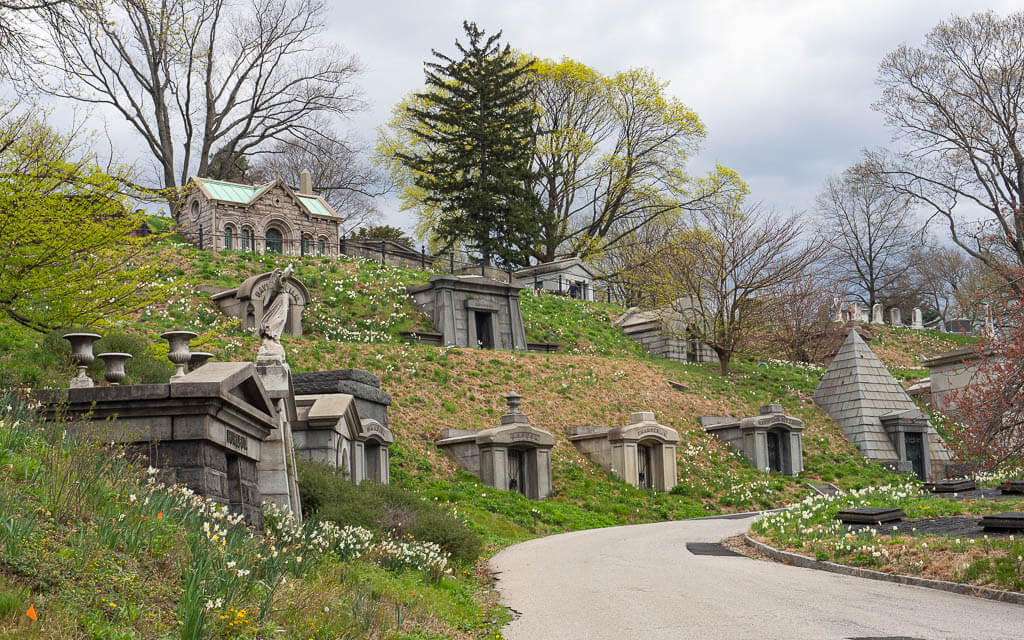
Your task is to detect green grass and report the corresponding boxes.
[752,481,1024,591]
[0,397,508,639]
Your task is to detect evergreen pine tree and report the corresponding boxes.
[399,21,539,269]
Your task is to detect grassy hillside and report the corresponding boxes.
[0,245,985,637]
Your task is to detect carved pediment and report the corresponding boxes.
[170,361,276,422]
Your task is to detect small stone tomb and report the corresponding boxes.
[1000,480,1024,495]
[836,507,905,524]
[435,393,554,499]
[407,274,527,350]
[702,404,804,475]
[37,362,276,526]
[212,270,310,336]
[568,412,680,491]
[980,512,1024,532]
[924,479,977,493]
[293,393,394,484]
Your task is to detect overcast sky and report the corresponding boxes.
[321,0,1018,233]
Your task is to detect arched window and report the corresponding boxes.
[301,234,311,256]
[224,226,234,250]
[241,228,252,252]
[317,237,326,256]
[190,199,200,218]
[265,227,283,253]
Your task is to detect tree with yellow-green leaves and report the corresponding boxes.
[0,113,170,332]
[377,55,744,263]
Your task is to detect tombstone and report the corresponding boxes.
[849,302,862,324]
[945,318,971,333]
[832,298,844,323]
[702,404,805,475]
[911,307,924,330]
[871,303,884,325]
[293,393,393,484]
[836,507,905,524]
[37,362,276,527]
[211,270,310,336]
[569,412,680,491]
[889,307,902,326]
[407,275,527,350]
[435,393,555,499]
[983,303,994,338]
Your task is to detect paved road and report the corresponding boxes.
[489,515,1022,640]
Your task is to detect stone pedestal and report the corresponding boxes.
[255,359,302,521]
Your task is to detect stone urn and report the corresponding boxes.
[189,351,214,371]
[161,330,198,380]
[63,332,102,388]
[97,352,132,385]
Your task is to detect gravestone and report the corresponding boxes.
[832,298,844,323]
[569,412,680,491]
[1000,480,1024,495]
[871,304,884,325]
[980,512,1024,532]
[211,269,310,336]
[37,362,276,527]
[924,478,977,493]
[836,507,905,524]
[435,393,554,499]
[702,404,805,475]
[889,307,902,326]
[911,307,924,330]
[849,302,862,324]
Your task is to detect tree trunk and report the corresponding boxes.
[716,349,731,376]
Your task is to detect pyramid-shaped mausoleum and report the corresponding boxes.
[813,330,951,479]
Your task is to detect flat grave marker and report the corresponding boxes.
[836,507,905,524]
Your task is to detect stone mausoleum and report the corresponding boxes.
[292,392,393,484]
[814,330,952,480]
[180,174,341,256]
[702,404,805,476]
[212,269,311,336]
[435,393,554,499]
[408,275,528,350]
[569,412,680,491]
[38,362,281,526]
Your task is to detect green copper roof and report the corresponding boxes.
[298,195,332,216]
[193,176,336,217]
[197,178,261,204]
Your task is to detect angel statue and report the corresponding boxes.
[257,264,293,362]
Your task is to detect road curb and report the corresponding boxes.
[743,534,1024,607]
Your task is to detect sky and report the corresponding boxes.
[318,0,1019,233]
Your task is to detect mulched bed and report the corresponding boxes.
[846,516,1020,538]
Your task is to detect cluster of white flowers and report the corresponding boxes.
[372,538,451,577]
[260,502,448,576]
[262,502,374,560]
[761,358,826,373]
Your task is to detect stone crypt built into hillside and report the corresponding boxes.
[569,412,680,491]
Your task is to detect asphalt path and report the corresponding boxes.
[489,514,1023,640]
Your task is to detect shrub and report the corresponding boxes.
[297,459,482,564]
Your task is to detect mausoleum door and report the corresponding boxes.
[365,442,380,482]
[766,430,786,473]
[474,311,494,349]
[637,444,653,489]
[508,448,526,496]
[904,432,925,480]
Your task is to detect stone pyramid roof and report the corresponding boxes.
[813,330,913,460]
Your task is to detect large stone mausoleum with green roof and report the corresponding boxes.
[181,172,341,257]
